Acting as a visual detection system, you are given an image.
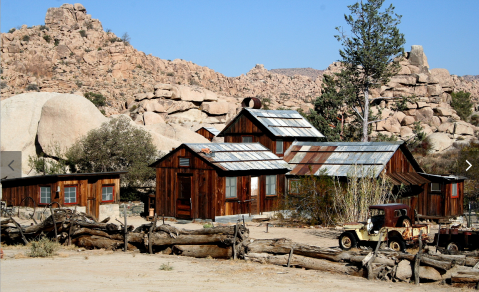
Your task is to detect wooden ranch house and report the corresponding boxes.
[217,99,324,157]
[282,141,464,220]
[195,127,221,142]
[149,143,291,220]
[1,171,126,221]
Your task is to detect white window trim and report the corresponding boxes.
[266,175,277,196]
[102,186,114,202]
[452,183,458,198]
[40,186,51,204]
[276,140,283,154]
[226,177,237,198]
[64,186,77,204]
[431,182,441,192]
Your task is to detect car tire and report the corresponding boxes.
[388,236,406,252]
[396,216,412,227]
[446,242,463,252]
[339,232,357,251]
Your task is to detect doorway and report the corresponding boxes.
[177,174,192,219]
[250,177,259,215]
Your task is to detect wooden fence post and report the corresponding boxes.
[414,230,423,285]
[149,214,158,254]
[367,230,383,280]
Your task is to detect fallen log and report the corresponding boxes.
[466,257,479,267]
[72,235,136,250]
[71,228,144,243]
[245,252,359,275]
[172,245,232,259]
[147,233,233,246]
[451,273,479,283]
[76,221,120,231]
[246,238,351,262]
[349,255,395,267]
[427,254,466,265]
[396,254,452,271]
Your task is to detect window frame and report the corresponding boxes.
[102,185,115,203]
[451,183,459,198]
[225,177,237,199]
[266,175,277,197]
[289,179,300,195]
[241,136,253,143]
[39,185,52,205]
[431,182,441,192]
[276,140,284,154]
[63,185,78,205]
[179,157,191,168]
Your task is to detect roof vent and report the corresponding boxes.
[241,97,262,109]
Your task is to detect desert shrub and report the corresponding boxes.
[1,81,8,89]
[121,32,131,45]
[279,171,336,225]
[259,97,271,110]
[109,37,120,43]
[27,236,60,257]
[75,80,83,88]
[451,91,473,121]
[129,105,138,112]
[22,35,30,42]
[375,133,398,142]
[25,83,39,91]
[54,39,60,46]
[166,72,175,77]
[79,30,87,38]
[43,34,51,43]
[86,22,93,30]
[84,92,106,107]
[159,263,173,271]
[8,28,16,33]
[332,168,394,223]
[203,223,213,228]
[39,25,49,31]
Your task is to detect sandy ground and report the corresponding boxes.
[0,217,464,292]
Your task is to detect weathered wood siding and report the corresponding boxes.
[196,128,216,142]
[1,175,121,219]
[385,148,415,173]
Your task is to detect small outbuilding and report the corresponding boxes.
[217,104,324,157]
[1,171,127,220]
[149,143,291,220]
[195,127,221,142]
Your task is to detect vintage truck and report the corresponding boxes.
[338,203,430,251]
[434,226,479,251]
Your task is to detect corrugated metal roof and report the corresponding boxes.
[221,108,324,138]
[284,141,404,178]
[185,143,291,172]
[198,127,221,136]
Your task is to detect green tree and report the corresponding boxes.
[451,91,473,121]
[84,92,106,107]
[306,74,360,141]
[335,0,405,141]
[67,116,161,188]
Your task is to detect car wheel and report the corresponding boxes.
[339,232,357,251]
[447,242,462,252]
[388,236,406,252]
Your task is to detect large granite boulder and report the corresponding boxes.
[0,92,60,174]
[427,132,453,152]
[37,94,108,157]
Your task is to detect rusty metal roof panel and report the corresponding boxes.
[199,127,220,136]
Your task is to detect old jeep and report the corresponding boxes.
[339,203,429,251]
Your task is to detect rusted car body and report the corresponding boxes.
[434,227,479,251]
[339,203,430,251]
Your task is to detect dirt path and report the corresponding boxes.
[1,217,462,291]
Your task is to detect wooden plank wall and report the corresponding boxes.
[444,181,464,217]
[196,128,215,142]
[385,149,415,173]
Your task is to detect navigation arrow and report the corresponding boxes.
[466,160,472,171]
[8,160,14,171]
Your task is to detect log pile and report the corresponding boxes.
[3,212,479,288]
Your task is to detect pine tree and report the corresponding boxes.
[335,0,405,141]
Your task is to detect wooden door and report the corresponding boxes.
[87,179,99,220]
[428,194,443,216]
[177,174,192,219]
[250,177,259,215]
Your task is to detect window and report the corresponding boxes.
[226,177,237,198]
[276,140,283,154]
[102,186,114,202]
[179,157,190,167]
[64,186,77,204]
[40,186,51,204]
[431,183,441,192]
[266,175,277,196]
[289,179,300,195]
[242,136,253,143]
[451,183,458,198]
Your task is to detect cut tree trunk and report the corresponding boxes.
[349,255,395,267]
[246,238,350,262]
[172,245,232,259]
[245,252,359,275]
[71,228,144,243]
[147,233,233,246]
[72,235,135,250]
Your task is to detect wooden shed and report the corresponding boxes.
[217,108,324,157]
[409,173,466,219]
[282,141,460,219]
[195,127,221,142]
[149,143,291,220]
[1,171,126,220]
